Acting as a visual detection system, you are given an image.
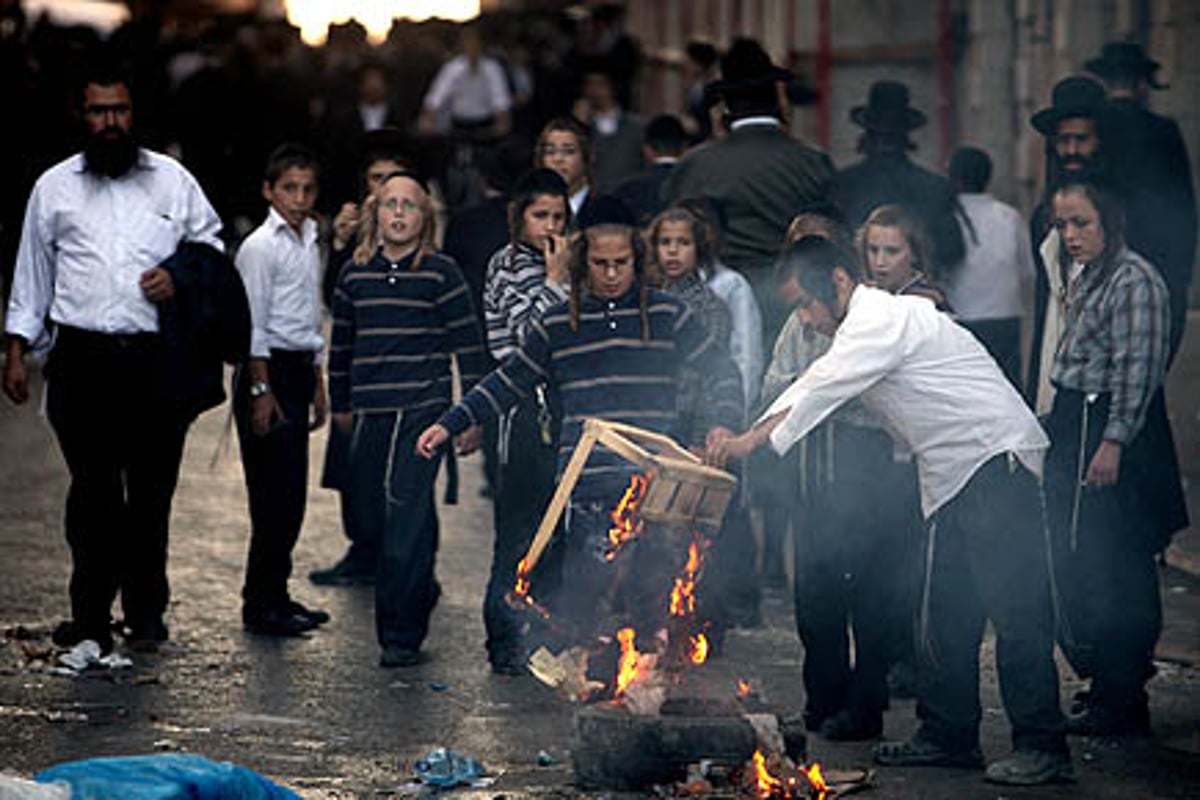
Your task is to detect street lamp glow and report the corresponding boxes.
[285,0,481,45]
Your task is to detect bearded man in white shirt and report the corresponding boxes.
[2,61,224,654]
[707,237,1072,787]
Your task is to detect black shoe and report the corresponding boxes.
[1065,702,1151,737]
[490,658,527,676]
[380,645,421,668]
[309,554,375,586]
[820,709,883,741]
[124,619,169,653]
[52,620,114,654]
[985,750,1075,785]
[243,607,317,637]
[875,733,985,768]
[287,600,331,626]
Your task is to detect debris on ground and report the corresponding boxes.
[33,753,302,799]
[412,748,490,789]
[54,640,132,675]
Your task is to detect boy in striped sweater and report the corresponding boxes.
[329,172,487,668]
[417,196,742,640]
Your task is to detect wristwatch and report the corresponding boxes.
[248,380,272,398]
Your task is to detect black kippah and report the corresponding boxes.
[577,195,637,230]
[511,168,569,198]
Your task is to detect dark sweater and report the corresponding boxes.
[329,250,486,415]
[439,282,743,498]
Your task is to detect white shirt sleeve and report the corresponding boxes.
[179,170,224,252]
[5,179,55,346]
[423,58,462,112]
[727,277,764,409]
[761,292,907,455]
[236,236,273,360]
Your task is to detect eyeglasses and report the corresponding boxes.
[381,199,420,214]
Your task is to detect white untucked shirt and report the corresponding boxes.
[6,149,223,346]
[235,207,325,362]
[423,55,512,123]
[945,193,1035,321]
[761,286,1048,518]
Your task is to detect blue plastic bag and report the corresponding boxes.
[35,753,302,800]
[413,748,485,788]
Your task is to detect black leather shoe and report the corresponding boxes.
[124,619,169,653]
[309,554,375,586]
[243,608,317,637]
[1066,703,1150,737]
[380,645,421,668]
[52,620,114,654]
[287,600,331,626]
[820,709,884,741]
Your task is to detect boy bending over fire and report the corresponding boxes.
[417,196,743,640]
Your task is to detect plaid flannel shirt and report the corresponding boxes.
[1050,247,1170,444]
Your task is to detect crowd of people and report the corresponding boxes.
[1,2,1196,790]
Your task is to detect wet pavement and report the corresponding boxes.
[2,367,1199,799]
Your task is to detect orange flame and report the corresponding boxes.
[806,763,828,795]
[514,558,531,598]
[752,750,782,797]
[689,633,709,665]
[606,474,650,560]
[669,540,706,617]
[614,627,641,696]
[737,679,752,697]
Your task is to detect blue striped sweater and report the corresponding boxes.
[329,250,487,415]
[440,283,743,498]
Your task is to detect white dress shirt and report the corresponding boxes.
[6,150,223,346]
[761,286,1048,518]
[569,185,591,217]
[235,207,324,363]
[422,55,512,123]
[706,261,764,411]
[945,193,1035,320]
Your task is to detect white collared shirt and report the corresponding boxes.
[569,185,591,216]
[235,206,324,363]
[945,193,1035,320]
[761,286,1048,518]
[422,54,512,122]
[729,116,782,131]
[6,149,224,345]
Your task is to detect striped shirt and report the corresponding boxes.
[328,250,487,415]
[484,241,569,361]
[1050,247,1170,445]
[440,283,743,497]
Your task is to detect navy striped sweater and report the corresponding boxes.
[440,283,743,498]
[329,250,487,415]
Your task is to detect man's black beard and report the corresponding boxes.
[84,129,139,178]
[1049,153,1108,191]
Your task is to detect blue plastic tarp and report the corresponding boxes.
[34,754,303,800]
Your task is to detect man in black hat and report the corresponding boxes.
[612,113,689,226]
[833,80,965,279]
[1087,42,1196,361]
[662,37,834,343]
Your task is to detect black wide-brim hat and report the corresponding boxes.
[1085,41,1166,89]
[1030,75,1107,135]
[850,80,926,132]
[709,37,793,94]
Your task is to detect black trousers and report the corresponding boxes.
[348,409,443,650]
[1044,389,1177,711]
[320,421,376,567]
[917,454,1067,754]
[45,327,190,642]
[484,397,557,664]
[233,351,315,613]
[793,423,920,722]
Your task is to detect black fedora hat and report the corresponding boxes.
[850,81,926,132]
[1085,41,1166,89]
[1030,76,1107,135]
[709,38,792,94]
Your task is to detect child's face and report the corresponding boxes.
[263,166,318,231]
[655,220,698,281]
[539,131,586,192]
[520,194,567,250]
[376,176,426,252]
[865,224,916,293]
[365,158,405,195]
[586,231,636,300]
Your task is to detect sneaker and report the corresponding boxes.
[985,750,1075,785]
[243,607,317,637]
[309,553,375,586]
[820,709,883,741]
[874,734,985,768]
[287,600,331,626]
[380,645,421,668]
